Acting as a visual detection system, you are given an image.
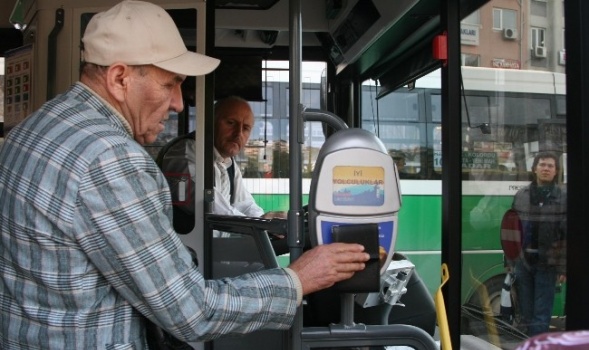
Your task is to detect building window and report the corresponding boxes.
[461,54,480,67]
[531,27,547,62]
[462,10,480,25]
[493,8,517,30]
[531,0,548,17]
[531,27,546,49]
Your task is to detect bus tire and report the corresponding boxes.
[462,275,522,335]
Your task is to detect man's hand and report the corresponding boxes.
[262,211,287,219]
[288,243,370,295]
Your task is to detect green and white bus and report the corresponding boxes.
[239,65,567,321]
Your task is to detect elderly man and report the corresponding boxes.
[0,1,369,348]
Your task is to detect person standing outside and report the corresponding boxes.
[510,151,567,336]
[0,2,370,349]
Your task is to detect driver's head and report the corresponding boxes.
[214,96,254,158]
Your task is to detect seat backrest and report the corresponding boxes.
[205,216,285,350]
[205,214,282,278]
[211,236,267,278]
[156,131,196,234]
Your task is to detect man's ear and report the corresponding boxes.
[105,63,131,103]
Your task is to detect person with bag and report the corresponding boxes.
[506,151,567,337]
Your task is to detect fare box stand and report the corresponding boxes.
[302,128,437,349]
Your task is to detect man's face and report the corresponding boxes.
[123,66,184,145]
[534,157,557,185]
[214,100,254,158]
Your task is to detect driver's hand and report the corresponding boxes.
[263,211,287,219]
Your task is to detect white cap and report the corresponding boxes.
[81,0,220,76]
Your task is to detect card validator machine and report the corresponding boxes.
[308,128,405,299]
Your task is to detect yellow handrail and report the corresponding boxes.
[435,263,452,350]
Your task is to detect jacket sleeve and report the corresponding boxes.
[74,146,298,341]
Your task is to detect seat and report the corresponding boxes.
[155,131,197,234]
[205,214,287,350]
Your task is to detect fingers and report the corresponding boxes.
[329,242,372,262]
[288,243,370,295]
[328,242,368,254]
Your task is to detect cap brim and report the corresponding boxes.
[154,51,220,76]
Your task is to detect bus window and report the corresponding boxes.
[500,96,552,124]
[462,95,491,127]
[357,67,567,334]
[556,95,567,118]
[361,84,427,178]
[240,60,327,212]
[363,89,421,122]
[430,93,442,123]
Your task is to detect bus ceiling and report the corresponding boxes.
[214,0,490,90]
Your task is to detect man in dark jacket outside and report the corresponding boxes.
[510,151,566,336]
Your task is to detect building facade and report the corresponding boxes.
[461,0,565,72]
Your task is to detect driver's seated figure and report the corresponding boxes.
[208,96,286,220]
[159,96,287,248]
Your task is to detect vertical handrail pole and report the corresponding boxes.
[287,0,304,267]
[288,0,304,348]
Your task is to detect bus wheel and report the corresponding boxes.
[462,275,522,336]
